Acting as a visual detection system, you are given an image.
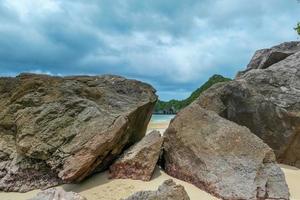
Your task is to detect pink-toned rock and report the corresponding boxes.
[109,130,163,181]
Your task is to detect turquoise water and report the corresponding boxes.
[150,114,175,123]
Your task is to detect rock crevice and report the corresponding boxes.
[197,43,300,168]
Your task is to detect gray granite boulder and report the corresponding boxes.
[198,49,300,168]
[237,41,300,77]
[162,103,289,200]
[0,73,157,192]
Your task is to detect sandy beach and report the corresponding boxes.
[1,118,300,200]
[0,166,219,200]
[146,115,173,134]
[146,122,170,133]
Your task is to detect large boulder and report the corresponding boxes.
[122,179,190,200]
[162,103,289,200]
[0,73,157,192]
[237,41,300,76]
[198,47,300,167]
[109,130,163,181]
[28,188,86,200]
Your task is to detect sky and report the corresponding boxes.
[0,0,299,100]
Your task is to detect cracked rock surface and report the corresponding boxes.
[0,73,157,192]
[198,42,300,168]
[162,103,289,200]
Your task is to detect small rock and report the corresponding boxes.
[28,187,86,200]
[109,130,163,181]
[122,179,190,200]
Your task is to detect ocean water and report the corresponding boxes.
[150,114,175,123]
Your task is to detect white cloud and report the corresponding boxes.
[3,0,61,20]
[0,0,299,100]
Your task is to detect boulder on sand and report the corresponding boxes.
[28,187,86,200]
[109,130,163,181]
[198,43,300,168]
[122,179,190,200]
[162,103,289,200]
[0,73,157,192]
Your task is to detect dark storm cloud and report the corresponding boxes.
[0,0,299,100]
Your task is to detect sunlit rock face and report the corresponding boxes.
[0,73,157,192]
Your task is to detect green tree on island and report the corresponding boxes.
[296,0,300,36]
[295,22,300,36]
[154,74,231,114]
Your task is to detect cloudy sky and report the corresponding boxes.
[0,0,299,100]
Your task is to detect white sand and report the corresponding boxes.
[280,164,300,200]
[146,121,171,134]
[0,167,218,200]
[1,165,299,200]
[1,121,300,200]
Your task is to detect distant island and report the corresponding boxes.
[153,74,231,114]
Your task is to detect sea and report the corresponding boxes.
[150,114,175,123]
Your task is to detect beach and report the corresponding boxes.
[146,114,174,133]
[1,114,299,200]
[0,167,218,200]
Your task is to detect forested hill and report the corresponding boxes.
[154,74,231,114]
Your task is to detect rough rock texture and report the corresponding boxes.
[109,130,163,181]
[122,179,190,200]
[28,187,86,200]
[162,103,289,200]
[0,73,157,192]
[198,46,300,167]
[237,41,300,77]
